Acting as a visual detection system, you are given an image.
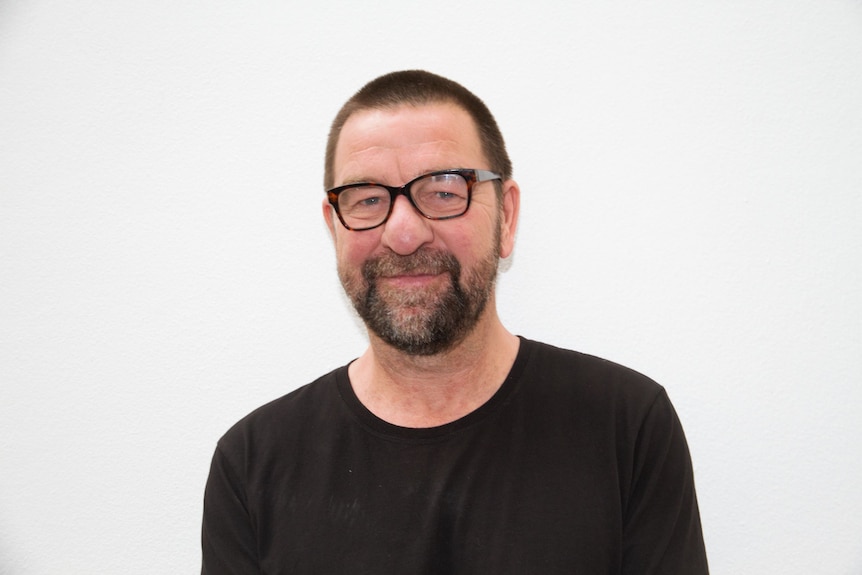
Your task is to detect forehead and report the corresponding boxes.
[333,103,486,185]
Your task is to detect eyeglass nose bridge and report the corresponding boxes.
[381,181,428,223]
[328,169,498,231]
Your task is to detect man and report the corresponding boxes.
[201,70,708,574]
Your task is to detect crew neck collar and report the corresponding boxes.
[335,336,535,442]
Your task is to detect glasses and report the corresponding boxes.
[327,168,502,231]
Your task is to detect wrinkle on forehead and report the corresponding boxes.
[338,140,464,186]
[332,103,485,187]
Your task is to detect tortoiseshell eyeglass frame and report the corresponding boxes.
[326,168,502,231]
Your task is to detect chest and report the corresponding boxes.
[250,421,624,574]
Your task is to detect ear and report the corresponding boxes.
[498,179,520,259]
[323,198,338,243]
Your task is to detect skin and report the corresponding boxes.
[323,102,521,428]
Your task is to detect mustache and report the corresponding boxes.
[362,249,461,281]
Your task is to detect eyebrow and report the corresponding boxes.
[338,167,464,188]
[338,176,375,186]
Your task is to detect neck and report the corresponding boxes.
[348,307,520,428]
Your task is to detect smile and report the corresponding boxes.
[378,272,446,288]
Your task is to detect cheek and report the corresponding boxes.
[335,231,381,267]
[442,226,496,269]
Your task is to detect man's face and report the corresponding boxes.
[324,102,517,355]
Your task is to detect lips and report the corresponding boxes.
[362,248,460,283]
[378,274,444,292]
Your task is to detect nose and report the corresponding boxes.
[380,195,434,255]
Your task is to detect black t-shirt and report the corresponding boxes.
[202,338,708,574]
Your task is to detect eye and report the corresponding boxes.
[433,191,459,200]
[340,186,390,214]
[411,173,470,217]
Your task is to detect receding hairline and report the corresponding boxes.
[329,100,488,182]
[325,96,481,189]
[324,70,512,191]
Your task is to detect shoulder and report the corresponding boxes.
[513,338,671,431]
[521,338,663,399]
[215,366,346,459]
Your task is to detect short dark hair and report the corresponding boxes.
[324,70,512,190]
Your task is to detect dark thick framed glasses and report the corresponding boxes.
[326,168,502,231]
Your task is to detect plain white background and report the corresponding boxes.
[1,1,860,573]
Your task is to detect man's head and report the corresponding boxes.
[324,70,512,191]
[323,71,519,356]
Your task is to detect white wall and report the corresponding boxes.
[1,1,860,573]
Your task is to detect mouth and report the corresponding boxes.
[364,249,459,285]
[377,271,447,289]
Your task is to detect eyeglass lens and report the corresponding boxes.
[338,173,470,229]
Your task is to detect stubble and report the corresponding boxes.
[339,245,499,356]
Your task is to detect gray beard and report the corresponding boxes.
[341,248,499,356]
